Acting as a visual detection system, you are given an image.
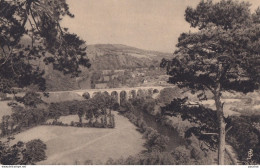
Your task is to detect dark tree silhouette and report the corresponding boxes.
[22,139,47,164]
[161,0,260,165]
[0,0,90,95]
[15,91,44,108]
[77,107,84,125]
[0,139,47,165]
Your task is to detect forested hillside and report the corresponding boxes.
[6,38,172,91]
[87,44,172,70]
[42,44,172,91]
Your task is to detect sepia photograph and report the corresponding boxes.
[0,0,259,166]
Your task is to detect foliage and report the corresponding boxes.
[158,87,182,105]
[82,92,90,99]
[0,0,90,94]
[48,100,87,118]
[106,151,179,165]
[143,127,169,152]
[90,71,102,89]
[88,92,117,114]
[0,139,47,165]
[107,78,121,88]
[171,146,192,165]
[1,100,84,136]
[161,98,260,164]
[15,91,45,108]
[104,145,194,165]
[161,98,222,150]
[128,96,157,115]
[21,139,47,164]
[160,115,193,138]
[47,94,117,128]
[1,106,49,136]
[119,100,170,153]
[0,97,118,138]
[161,0,259,97]
[226,116,260,164]
[160,0,260,164]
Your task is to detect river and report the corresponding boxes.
[141,111,185,151]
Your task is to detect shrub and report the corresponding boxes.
[0,139,47,165]
[84,160,93,165]
[144,129,169,152]
[22,139,47,164]
[106,151,179,165]
[93,122,104,128]
[227,116,260,164]
[171,146,192,165]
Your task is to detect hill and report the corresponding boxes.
[1,41,172,91]
[43,44,172,91]
[87,44,172,70]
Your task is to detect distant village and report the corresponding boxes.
[93,67,170,89]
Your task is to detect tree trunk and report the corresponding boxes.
[225,146,237,165]
[79,117,82,124]
[214,89,226,165]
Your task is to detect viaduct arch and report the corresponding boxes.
[48,86,167,105]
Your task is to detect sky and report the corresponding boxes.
[62,0,260,52]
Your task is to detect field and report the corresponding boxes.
[8,111,145,165]
[201,98,260,116]
[41,92,84,103]
[0,101,12,120]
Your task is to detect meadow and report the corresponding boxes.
[7,111,145,164]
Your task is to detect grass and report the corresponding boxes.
[0,101,13,134]
[7,111,145,165]
[0,101,12,120]
[41,92,84,103]
[201,99,249,117]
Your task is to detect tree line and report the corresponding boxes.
[1,92,118,137]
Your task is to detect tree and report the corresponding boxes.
[1,115,10,136]
[22,139,47,164]
[77,107,84,125]
[161,98,221,150]
[0,140,25,165]
[48,103,64,121]
[226,116,260,164]
[161,0,260,165]
[158,87,182,105]
[84,92,117,127]
[105,94,117,115]
[107,78,120,88]
[0,139,47,165]
[0,0,90,94]
[82,92,90,99]
[90,71,102,89]
[15,91,44,108]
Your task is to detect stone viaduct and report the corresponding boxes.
[48,86,168,105]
